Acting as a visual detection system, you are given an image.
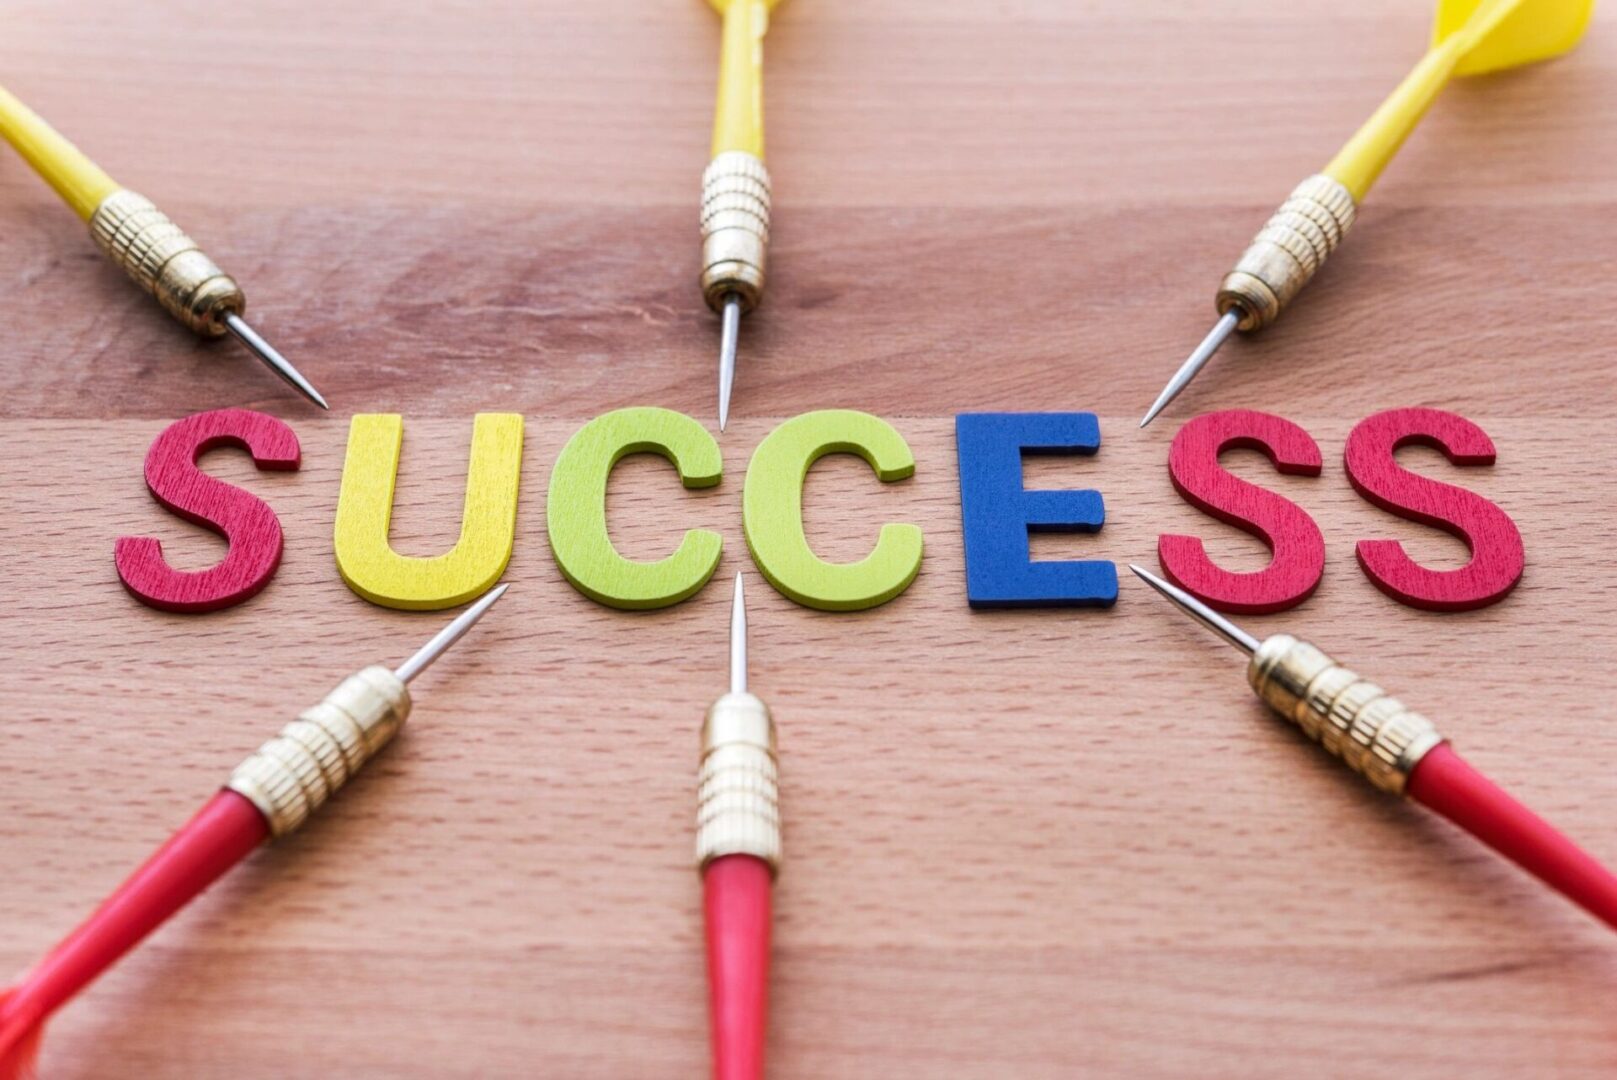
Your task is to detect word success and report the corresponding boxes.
[114,406,1523,616]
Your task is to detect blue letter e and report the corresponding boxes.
[955,412,1116,609]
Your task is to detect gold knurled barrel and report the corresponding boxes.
[700,151,771,313]
[1246,635,1445,796]
[88,189,245,337]
[1217,174,1357,332]
[226,666,412,838]
[696,690,781,873]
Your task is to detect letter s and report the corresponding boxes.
[1158,409,1325,614]
[1344,408,1523,612]
[114,409,300,613]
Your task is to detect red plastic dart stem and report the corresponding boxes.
[0,791,268,1079]
[1408,744,1617,930]
[704,855,774,1080]
[697,575,781,1080]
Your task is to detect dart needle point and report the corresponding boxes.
[718,294,741,432]
[1140,308,1242,428]
[222,312,329,410]
[729,571,748,696]
[393,583,509,684]
[1128,564,1260,656]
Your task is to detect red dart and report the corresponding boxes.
[0,586,507,1078]
[1131,565,1617,932]
[696,574,781,1080]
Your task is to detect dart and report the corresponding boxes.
[1129,565,1617,930]
[0,586,507,1078]
[0,83,327,409]
[697,573,780,1080]
[700,0,782,431]
[1140,0,1593,427]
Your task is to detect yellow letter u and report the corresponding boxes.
[334,413,524,610]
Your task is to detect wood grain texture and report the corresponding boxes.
[1,2,1615,1077]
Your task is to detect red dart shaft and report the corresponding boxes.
[704,855,773,1080]
[0,790,268,1073]
[1408,744,1617,930]
[698,576,781,1080]
[0,597,506,1077]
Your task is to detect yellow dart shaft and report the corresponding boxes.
[1323,0,1526,201]
[0,83,120,221]
[711,0,770,159]
[703,0,779,430]
[1323,35,1468,202]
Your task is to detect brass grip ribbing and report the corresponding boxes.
[1247,635,1445,796]
[697,691,780,872]
[700,151,771,312]
[226,666,412,838]
[88,189,245,336]
[1217,174,1356,332]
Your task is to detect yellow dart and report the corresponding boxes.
[701,0,783,432]
[0,84,327,409]
[1140,0,1593,427]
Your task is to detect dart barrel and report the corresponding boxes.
[1247,635,1444,795]
[227,666,412,837]
[696,690,781,871]
[700,151,771,313]
[1217,174,1356,332]
[89,189,245,336]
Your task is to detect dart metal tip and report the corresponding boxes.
[1127,564,1260,655]
[729,571,748,696]
[1140,308,1242,428]
[394,583,509,684]
[223,312,329,410]
[718,294,741,432]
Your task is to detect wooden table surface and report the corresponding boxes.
[3,2,1616,1076]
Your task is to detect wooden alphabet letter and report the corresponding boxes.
[743,410,922,611]
[955,412,1115,608]
[114,408,300,613]
[1344,407,1523,611]
[545,407,724,609]
[333,413,524,610]
[1159,409,1325,614]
